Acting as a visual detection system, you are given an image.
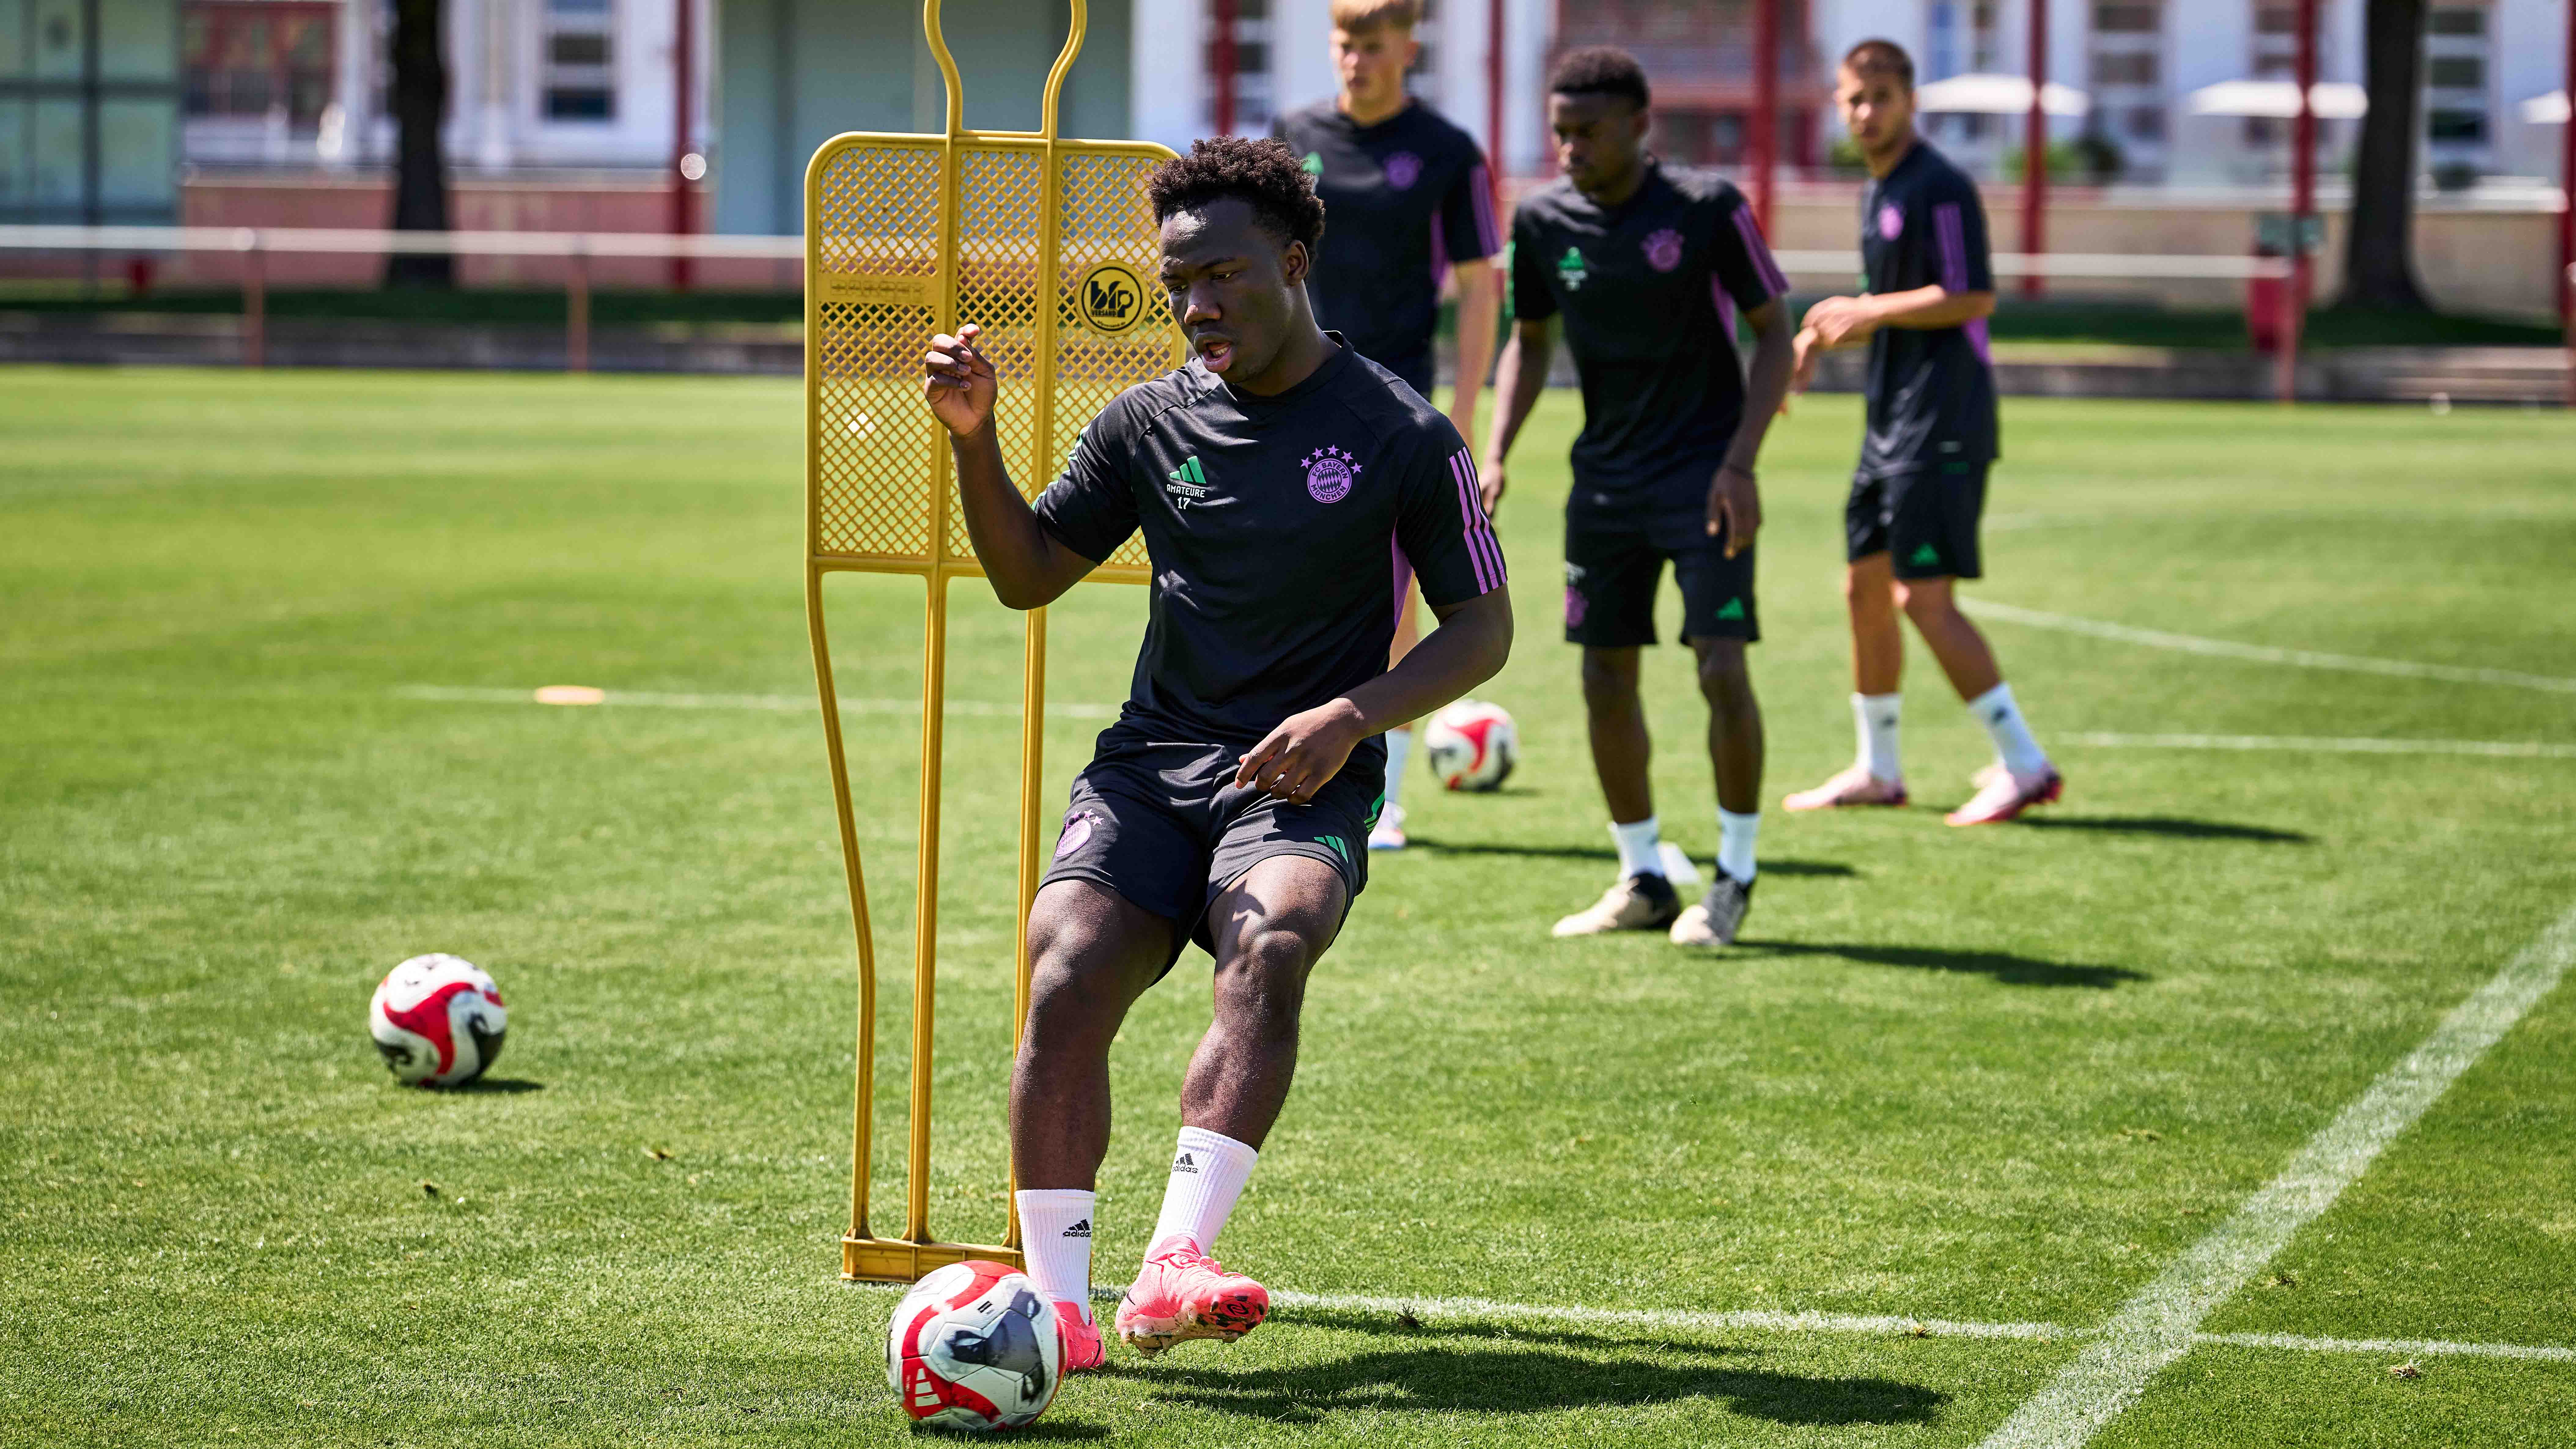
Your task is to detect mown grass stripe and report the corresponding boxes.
[1977,901,2576,1449]
[2064,732,2576,760]
[1973,601,2576,694]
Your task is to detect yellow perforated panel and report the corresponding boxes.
[806,131,1180,581]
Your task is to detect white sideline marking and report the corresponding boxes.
[393,684,1118,719]
[2064,731,2576,760]
[1978,902,2576,1449]
[2196,1331,2576,1364]
[1970,601,2576,695]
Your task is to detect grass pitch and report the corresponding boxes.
[4,366,2573,1447]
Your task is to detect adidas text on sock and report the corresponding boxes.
[1148,1126,1259,1259]
[1013,1188,1097,1323]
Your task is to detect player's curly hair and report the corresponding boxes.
[1548,46,1650,112]
[1146,136,1327,253]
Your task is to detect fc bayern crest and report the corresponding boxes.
[1302,445,1359,503]
[1383,151,1423,190]
[1878,204,1904,240]
[1642,228,1684,272]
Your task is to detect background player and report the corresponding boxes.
[1273,0,1505,851]
[1784,40,2062,826]
[921,138,1512,1368]
[1482,47,1795,948]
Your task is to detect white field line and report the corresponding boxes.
[1068,1284,2575,1362]
[1978,901,2576,1449]
[1969,601,2576,694]
[2064,731,2576,760]
[2196,1331,2576,1364]
[393,684,1118,720]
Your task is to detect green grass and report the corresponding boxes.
[4,367,2573,1446]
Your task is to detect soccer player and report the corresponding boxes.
[1481,47,1795,948]
[1273,0,1505,851]
[1783,40,2062,825]
[920,138,1512,1369]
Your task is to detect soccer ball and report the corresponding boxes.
[369,953,507,1088]
[1423,699,1517,791]
[886,1260,1062,1431]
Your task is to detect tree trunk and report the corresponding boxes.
[385,0,453,289]
[2339,0,2430,310]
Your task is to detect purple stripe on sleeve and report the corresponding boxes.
[1730,204,1790,298]
[1966,316,1993,365]
[1467,164,1503,254]
[1429,220,1449,293]
[1712,277,1737,341]
[1935,203,1993,366]
[1448,450,1506,592]
[1390,532,1414,631]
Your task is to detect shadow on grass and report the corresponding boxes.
[1407,838,1856,877]
[920,1421,1107,1441]
[1736,940,2149,989]
[1099,1345,1942,1424]
[1286,1306,1757,1355]
[2018,816,2312,844]
[451,1077,546,1094]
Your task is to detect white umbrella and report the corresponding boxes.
[2518,89,2569,124]
[1914,73,2092,118]
[2184,80,2368,119]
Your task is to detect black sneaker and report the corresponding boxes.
[1670,872,1753,947]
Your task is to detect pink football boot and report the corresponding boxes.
[1055,1302,1106,1373]
[1114,1236,1270,1357]
[1946,765,2064,825]
[1783,765,1909,812]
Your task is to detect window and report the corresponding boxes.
[2092,52,2157,85]
[2426,108,2485,142]
[2093,3,2158,31]
[543,0,615,122]
[2425,6,2484,35]
[182,1,336,125]
[2426,56,2482,88]
[2125,105,2165,140]
[1205,0,1272,131]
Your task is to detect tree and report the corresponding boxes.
[385,0,453,289]
[2338,0,2430,310]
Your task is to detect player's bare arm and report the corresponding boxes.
[1793,285,1998,392]
[1480,315,1555,513]
[923,322,1097,608]
[1709,296,1791,554]
[1234,587,1513,803]
[1449,260,1502,448]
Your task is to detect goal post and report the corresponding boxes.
[803,0,1179,1285]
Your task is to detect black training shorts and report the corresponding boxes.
[1040,722,1377,974]
[1562,506,1759,648]
[1847,460,1989,579]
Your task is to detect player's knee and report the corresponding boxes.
[1694,646,1756,713]
[1023,913,1143,1029]
[1578,652,1637,711]
[1895,579,1958,626]
[1214,925,1315,1034]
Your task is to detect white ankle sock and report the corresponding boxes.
[1147,1126,1258,1258]
[1013,1188,1096,1323]
[1381,727,1412,810]
[1969,682,2050,778]
[1610,816,1664,878]
[1854,692,1903,782]
[1717,809,1760,884]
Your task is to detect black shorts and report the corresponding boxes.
[1562,509,1758,648]
[1039,724,1378,974]
[1847,461,1989,579]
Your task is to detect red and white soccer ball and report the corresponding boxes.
[368,953,508,1088]
[886,1260,1062,1431]
[1424,699,1518,792]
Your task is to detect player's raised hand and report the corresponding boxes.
[1710,464,1761,558]
[1235,700,1366,805]
[922,323,998,438]
[1801,296,1875,350]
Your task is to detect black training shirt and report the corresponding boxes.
[1508,162,1788,522]
[1272,101,1502,389]
[1857,140,2000,475]
[1033,337,1508,748]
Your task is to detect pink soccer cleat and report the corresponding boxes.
[1114,1236,1270,1358]
[1783,765,1909,812]
[1055,1301,1106,1373]
[1946,765,2063,825]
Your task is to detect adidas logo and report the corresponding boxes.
[1909,543,1942,566]
[1064,1218,1091,1238]
[1171,1151,1199,1174]
[1714,597,1746,621]
[1166,455,1211,507]
[1167,456,1207,485]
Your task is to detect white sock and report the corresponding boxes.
[1717,808,1760,884]
[1147,1126,1258,1258]
[1013,1188,1097,1323]
[1610,816,1664,878]
[1969,682,2050,778]
[1854,692,1903,782]
[1382,727,1411,810]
